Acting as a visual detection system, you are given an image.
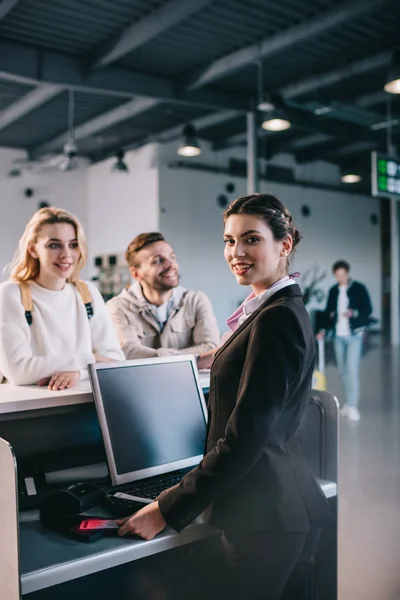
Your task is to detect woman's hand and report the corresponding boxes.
[116,501,167,540]
[37,371,80,391]
[197,348,217,370]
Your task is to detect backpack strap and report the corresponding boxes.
[18,282,33,326]
[18,280,94,325]
[74,280,94,319]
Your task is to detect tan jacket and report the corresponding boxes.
[107,284,220,359]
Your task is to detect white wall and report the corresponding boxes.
[86,143,159,276]
[158,142,381,330]
[0,141,381,331]
[0,147,88,279]
[0,143,160,283]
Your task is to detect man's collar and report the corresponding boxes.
[129,280,186,308]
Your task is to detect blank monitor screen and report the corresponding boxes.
[94,360,207,480]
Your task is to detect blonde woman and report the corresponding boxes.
[0,207,124,389]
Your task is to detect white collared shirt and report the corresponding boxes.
[237,276,296,327]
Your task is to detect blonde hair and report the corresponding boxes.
[8,207,88,283]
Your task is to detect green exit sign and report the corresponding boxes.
[372,152,400,198]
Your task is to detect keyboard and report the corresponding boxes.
[123,472,184,500]
[103,471,187,517]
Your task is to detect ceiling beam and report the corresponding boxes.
[281,52,390,101]
[86,110,242,163]
[284,91,397,157]
[32,97,161,157]
[215,103,373,151]
[356,90,389,108]
[219,86,395,153]
[157,109,241,143]
[124,109,241,150]
[0,0,19,20]
[333,141,378,157]
[187,0,388,90]
[281,105,368,140]
[0,39,250,112]
[0,84,61,130]
[294,135,390,164]
[94,0,214,67]
[213,131,248,150]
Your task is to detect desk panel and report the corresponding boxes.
[20,479,336,594]
[20,518,214,595]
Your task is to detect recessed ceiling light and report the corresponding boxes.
[341,173,361,184]
[261,118,291,132]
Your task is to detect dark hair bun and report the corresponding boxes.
[291,227,303,248]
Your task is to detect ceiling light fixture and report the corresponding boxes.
[177,124,201,157]
[314,106,333,115]
[341,173,361,184]
[257,61,275,112]
[112,150,129,172]
[384,49,400,94]
[261,118,291,132]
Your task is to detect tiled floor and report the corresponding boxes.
[324,341,400,600]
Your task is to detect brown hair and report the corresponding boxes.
[223,193,302,264]
[125,232,166,267]
[8,206,87,283]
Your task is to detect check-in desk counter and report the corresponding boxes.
[0,377,338,599]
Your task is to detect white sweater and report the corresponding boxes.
[0,280,125,385]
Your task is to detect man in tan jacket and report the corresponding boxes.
[107,232,220,361]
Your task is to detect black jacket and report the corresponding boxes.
[158,285,334,534]
[322,281,372,334]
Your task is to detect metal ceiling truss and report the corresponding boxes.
[187,0,389,90]
[0,0,396,163]
[0,0,19,21]
[92,0,214,67]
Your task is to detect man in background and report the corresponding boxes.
[107,232,220,362]
[317,260,372,423]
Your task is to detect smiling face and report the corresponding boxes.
[28,222,81,288]
[130,241,180,294]
[223,214,292,295]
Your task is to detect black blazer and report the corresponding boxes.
[158,285,334,534]
[322,280,372,334]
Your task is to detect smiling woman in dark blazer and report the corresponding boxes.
[117,193,334,599]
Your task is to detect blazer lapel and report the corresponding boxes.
[214,284,303,362]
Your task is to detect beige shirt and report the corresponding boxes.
[107,283,220,360]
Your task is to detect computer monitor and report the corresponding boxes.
[88,356,208,486]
